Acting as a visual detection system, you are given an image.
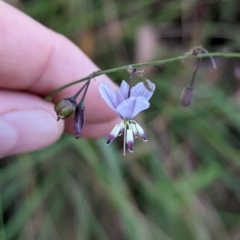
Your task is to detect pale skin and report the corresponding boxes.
[0,1,119,156]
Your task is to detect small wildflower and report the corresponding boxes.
[74,102,85,139]
[181,86,193,107]
[54,98,76,121]
[99,80,155,155]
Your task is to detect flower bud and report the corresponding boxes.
[74,102,85,139]
[181,86,193,107]
[54,99,76,121]
[143,79,155,92]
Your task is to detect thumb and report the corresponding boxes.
[0,91,64,157]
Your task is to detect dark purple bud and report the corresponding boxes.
[181,86,193,107]
[54,98,76,121]
[74,103,85,139]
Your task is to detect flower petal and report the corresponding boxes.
[129,122,138,137]
[99,83,125,112]
[116,97,150,119]
[99,83,116,110]
[118,121,125,136]
[118,80,129,99]
[131,82,155,100]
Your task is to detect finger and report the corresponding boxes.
[0,90,64,157]
[0,2,119,136]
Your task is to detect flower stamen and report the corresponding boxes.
[123,124,127,155]
[106,124,121,145]
[126,129,134,153]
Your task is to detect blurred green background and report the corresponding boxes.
[2,0,240,239]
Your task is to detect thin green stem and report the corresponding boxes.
[80,79,91,104]
[189,57,202,87]
[69,81,89,102]
[46,52,240,100]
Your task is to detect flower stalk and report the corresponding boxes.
[69,81,89,102]
[189,57,202,87]
[54,81,90,120]
[46,52,238,100]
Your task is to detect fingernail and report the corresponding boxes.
[0,109,63,156]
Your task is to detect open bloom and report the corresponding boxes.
[99,80,155,155]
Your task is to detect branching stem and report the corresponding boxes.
[46,52,240,100]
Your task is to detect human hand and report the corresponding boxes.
[0,1,119,157]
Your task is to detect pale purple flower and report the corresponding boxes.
[99,80,154,120]
[99,80,155,155]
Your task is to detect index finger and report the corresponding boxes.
[0,1,119,132]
